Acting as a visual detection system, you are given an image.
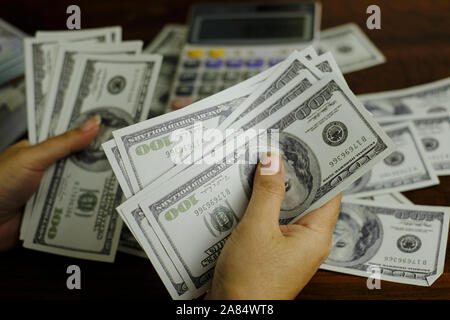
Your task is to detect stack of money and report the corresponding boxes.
[102,45,448,299]
[0,19,27,151]
[0,18,26,86]
[19,26,163,262]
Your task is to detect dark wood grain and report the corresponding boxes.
[1,0,449,300]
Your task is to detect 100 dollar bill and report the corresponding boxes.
[24,54,162,261]
[344,122,439,198]
[322,199,449,286]
[136,74,395,294]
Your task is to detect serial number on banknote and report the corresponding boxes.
[329,135,368,168]
[194,189,231,217]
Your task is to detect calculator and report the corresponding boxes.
[167,2,321,112]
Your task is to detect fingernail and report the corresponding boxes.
[261,152,272,168]
[260,152,281,175]
[80,115,101,132]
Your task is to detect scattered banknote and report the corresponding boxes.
[378,113,450,176]
[144,24,187,117]
[23,37,162,261]
[318,23,385,74]
[321,199,449,286]
[358,77,450,123]
[0,18,27,86]
[344,122,439,198]
[362,192,413,205]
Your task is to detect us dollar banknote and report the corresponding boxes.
[144,24,187,117]
[112,66,272,194]
[117,204,194,299]
[318,23,385,74]
[358,77,450,123]
[23,54,162,261]
[0,18,27,86]
[362,192,413,205]
[136,75,394,294]
[24,27,121,143]
[111,50,321,195]
[218,49,323,129]
[39,41,143,141]
[321,199,449,286]
[344,122,439,198]
[378,113,450,176]
[103,138,194,297]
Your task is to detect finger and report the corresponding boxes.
[241,153,285,231]
[25,116,101,171]
[294,193,342,234]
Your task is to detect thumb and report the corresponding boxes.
[242,153,285,232]
[27,116,101,171]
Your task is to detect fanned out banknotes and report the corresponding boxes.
[105,42,450,299]
[20,26,163,262]
[18,23,449,299]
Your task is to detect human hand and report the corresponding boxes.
[206,153,342,299]
[0,116,100,252]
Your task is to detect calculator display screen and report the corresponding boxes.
[190,12,313,45]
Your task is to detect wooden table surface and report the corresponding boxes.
[1,0,449,300]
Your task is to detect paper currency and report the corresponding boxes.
[319,23,385,74]
[112,50,324,195]
[358,77,450,123]
[23,54,162,261]
[378,113,450,176]
[24,27,121,144]
[35,26,122,42]
[112,66,272,194]
[134,74,394,295]
[144,24,187,117]
[0,18,27,86]
[362,192,413,205]
[218,49,324,129]
[344,122,439,198]
[321,199,449,286]
[39,41,143,141]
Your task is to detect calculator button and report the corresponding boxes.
[206,59,223,68]
[198,85,217,95]
[172,97,192,110]
[183,60,201,68]
[176,85,194,96]
[269,58,284,67]
[226,59,243,68]
[202,71,219,82]
[222,71,240,82]
[187,49,204,59]
[179,72,197,82]
[246,59,264,68]
[209,48,225,58]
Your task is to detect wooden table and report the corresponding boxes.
[1,0,449,300]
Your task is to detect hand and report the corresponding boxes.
[0,116,100,252]
[207,153,342,299]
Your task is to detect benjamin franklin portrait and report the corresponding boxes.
[70,107,133,171]
[325,204,383,267]
[240,131,320,224]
